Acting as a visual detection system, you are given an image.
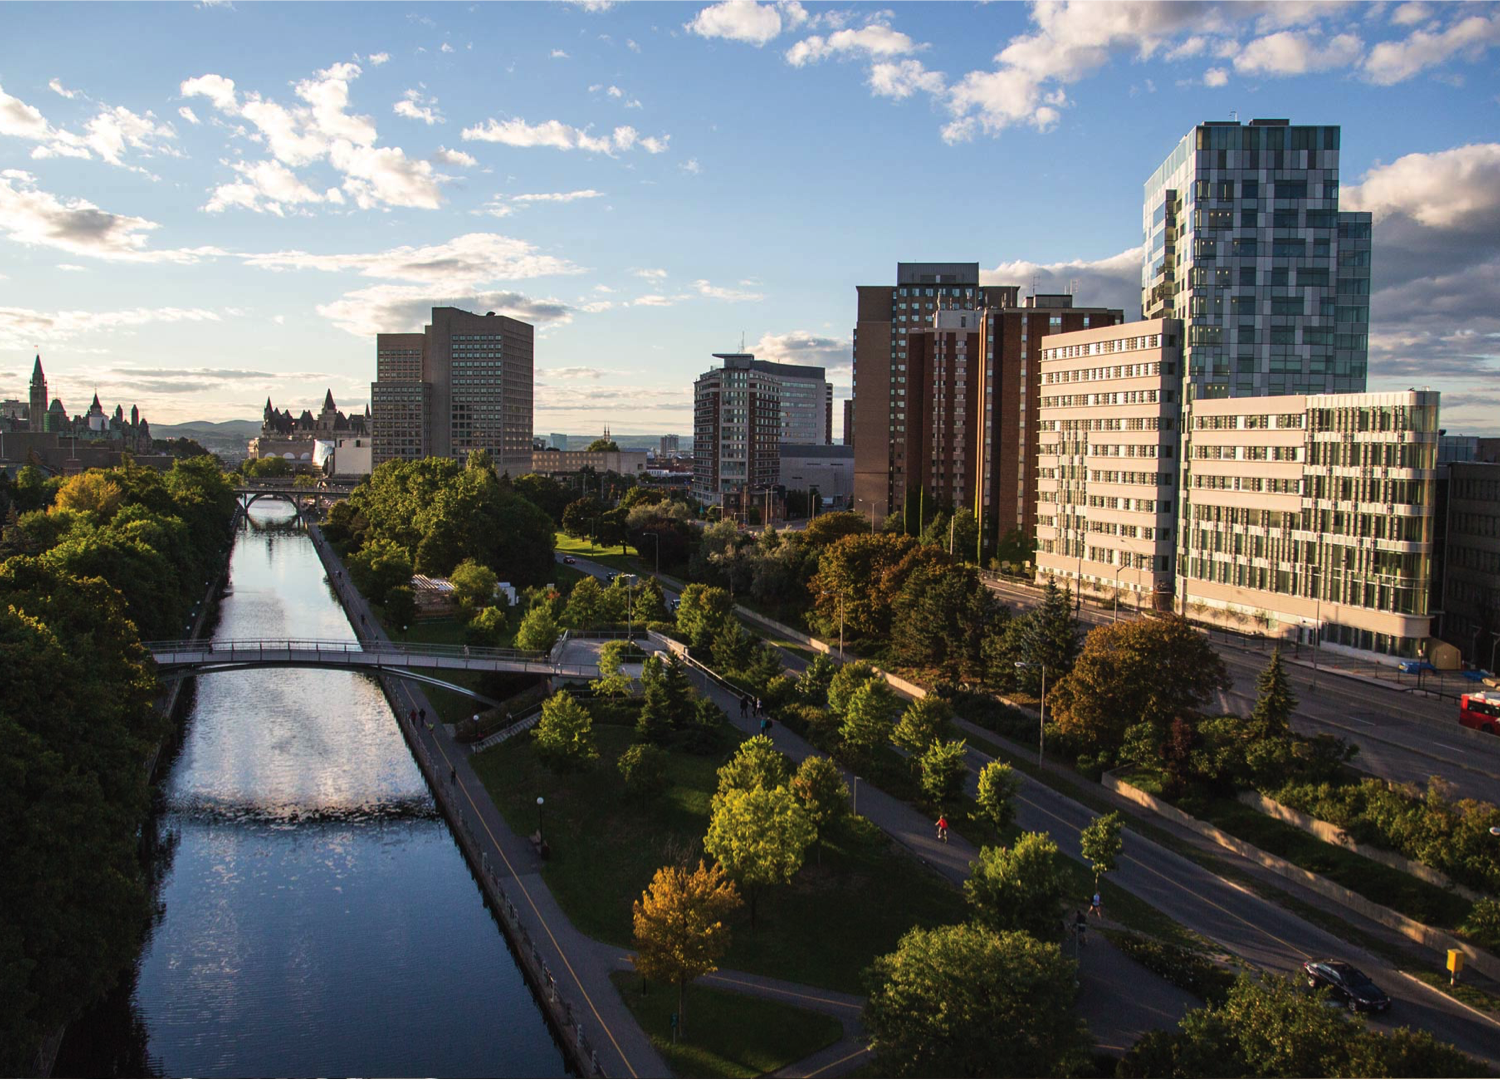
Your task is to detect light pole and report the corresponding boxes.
[536,796,545,843]
[852,775,861,816]
[1490,632,1500,674]
[1015,661,1047,765]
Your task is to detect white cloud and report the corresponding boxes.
[461,116,668,154]
[316,284,574,337]
[0,304,221,348]
[440,42,455,53]
[1390,2,1432,27]
[0,171,222,263]
[240,231,579,287]
[550,49,570,59]
[0,82,176,170]
[981,248,1141,315]
[432,145,476,166]
[631,294,675,307]
[56,263,87,272]
[511,189,605,203]
[178,105,201,124]
[0,84,53,141]
[748,330,850,377]
[633,267,668,279]
[394,89,444,125]
[204,159,328,215]
[1203,66,1230,86]
[180,73,239,112]
[1363,9,1500,84]
[869,59,945,99]
[786,24,920,66]
[47,78,77,99]
[1343,142,1500,230]
[686,1,785,47]
[1166,35,1208,60]
[368,52,391,66]
[692,279,763,301]
[1234,30,1363,75]
[680,157,702,174]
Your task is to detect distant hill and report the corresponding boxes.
[153,419,261,439]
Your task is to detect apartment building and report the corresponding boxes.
[1035,320,1183,609]
[1439,462,1500,663]
[852,262,1122,543]
[1142,118,1371,402]
[692,355,781,507]
[371,307,534,475]
[1179,390,1439,659]
[531,448,648,477]
[706,353,831,445]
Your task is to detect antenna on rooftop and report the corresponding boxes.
[1231,109,1239,123]
[1028,274,1038,298]
[1068,278,1078,296]
[740,330,746,352]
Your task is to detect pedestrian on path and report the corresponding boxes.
[739,695,749,719]
[1074,910,1088,946]
[758,716,769,737]
[408,708,416,726]
[754,696,762,717]
[935,814,949,843]
[450,765,457,784]
[1089,892,1103,918]
[419,708,427,725]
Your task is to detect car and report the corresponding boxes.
[668,597,681,612]
[604,572,617,584]
[1303,959,1390,1012]
[562,556,576,565]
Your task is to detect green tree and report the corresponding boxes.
[863,923,1088,1078]
[918,739,969,807]
[891,696,955,755]
[715,734,790,795]
[448,557,498,613]
[561,494,606,541]
[632,576,670,623]
[790,755,850,858]
[703,786,815,927]
[710,619,752,673]
[345,536,412,606]
[797,653,838,706]
[976,760,1021,834]
[661,653,695,729]
[826,659,880,717]
[1079,811,1124,892]
[592,639,634,698]
[515,604,560,652]
[636,655,674,743]
[1250,647,1296,739]
[562,574,605,629]
[1049,614,1230,756]
[675,583,732,649]
[630,861,741,1039]
[617,743,670,801]
[964,832,1071,939]
[1016,577,1081,694]
[586,437,620,452]
[531,691,598,768]
[513,473,571,523]
[464,605,511,647]
[839,679,898,756]
[383,584,416,628]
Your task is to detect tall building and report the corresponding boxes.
[28,355,46,432]
[1438,462,1500,662]
[842,399,853,449]
[371,307,534,475]
[1035,320,1183,608]
[659,434,680,456]
[851,262,1122,544]
[706,353,831,445]
[692,354,781,509]
[1142,118,1371,402]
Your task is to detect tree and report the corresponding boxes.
[863,923,1088,1078]
[513,473,571,523]
[53,471,124,518]
[703,786,815,927]
[464,605,511,647]
[562,574,606,629]
[1079,811,1123,892]
[1049,614,1230,756]
[964,832,1071,940]
[1250,647,1296,739]
[661,654,696,729]
[790,756,850,856]
[675,583,732,649]
[839,679,898,756]
[592,639,634,698]
[891,696,955,755]
[618,743,669,802]
[715,734,790,795]
[630,861,742,1039]
[636,655,674,743]
[383,584,416,628]
[975,760,1021,834]
[531,691,598,768]
[586,437,620,452]
[826,659,880,717]
[449,557,498,613]
[711,618,752,673]
[918,739,969,807]
[1016,578,1081,694]
[345,536,412,606]
[515,604,561,652]
[797,653,837,706]
[632,576,670,623]
[561,495,605,541]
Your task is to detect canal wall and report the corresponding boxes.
[303,524,603,1078]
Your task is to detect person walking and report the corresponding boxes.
[739,695,749,719]
[1089,891,1103,919]
[1074,910,1088,946]
[935,814,949,843]
[419,708,427,725]
[754,696,762,717]
[758,716,769,737]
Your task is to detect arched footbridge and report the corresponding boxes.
[233,483,357,522]
[147,638,599,706]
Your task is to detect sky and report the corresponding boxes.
[2,0,1499,438]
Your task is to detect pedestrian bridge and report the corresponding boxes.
[148,638,599,705]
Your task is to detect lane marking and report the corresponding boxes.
[803,1046,873,1078]
[702,973,862,1012]
[1392,970,1500,1032]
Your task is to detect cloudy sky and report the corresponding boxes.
[2,0,1498,436]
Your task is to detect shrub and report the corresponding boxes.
[532,691,598,769]
[918,739,969,808]
[618,743,669,802]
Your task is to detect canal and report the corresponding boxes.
[56,502,567,1078]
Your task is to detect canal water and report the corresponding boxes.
[56,502,566,1078]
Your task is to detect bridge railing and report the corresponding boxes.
[143,638,553,663]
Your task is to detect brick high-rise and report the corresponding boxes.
[851,262,1122,548]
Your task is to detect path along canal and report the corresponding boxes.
[55,502,567,1078]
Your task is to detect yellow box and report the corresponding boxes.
[1447,949,1465,974]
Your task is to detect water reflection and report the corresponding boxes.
[56,502,566,1079]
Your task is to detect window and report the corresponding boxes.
[1271,267,1289,287]
[1241,180,1259,199]
[1239,266,1258,287]
[1239,208,1258,228]
[1275,180,1308,199]
[1233,238,1258,258]
[1272,296,1304,315]
[1273,209,1299,229]
[1299,267,1330,287]
[1306,209,1336,229]
[1273,239,1306,257]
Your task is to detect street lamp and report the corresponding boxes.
[1490,631,1500,674]
[536,796,545,842]
[1015,661,1047,766]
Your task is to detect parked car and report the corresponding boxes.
[562,556,576,565]
[1398,660,1437,675]
[1303,959,1390,1012]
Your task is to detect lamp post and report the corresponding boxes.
[536,796,545,843]
[852,775,861,816]
[1490,632,1500,674]
[1015,661,1047,766]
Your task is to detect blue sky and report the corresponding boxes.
[3,0,1499,436]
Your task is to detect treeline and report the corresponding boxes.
[0,456,237,1073]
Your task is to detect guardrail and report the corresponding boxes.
[144,638,597,678]
[145,638,552,662]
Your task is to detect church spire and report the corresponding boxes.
[323,388,336,411]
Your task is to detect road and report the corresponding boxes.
[982,577,1500,803]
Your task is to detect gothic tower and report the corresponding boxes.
[29,355,46,432]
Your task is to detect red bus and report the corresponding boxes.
[1459,692,1500,735]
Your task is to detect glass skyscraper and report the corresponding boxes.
[1142,119,1371,401]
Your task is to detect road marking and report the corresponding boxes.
[1392,970,1500,1031]
[1434,742,1462,752]
[803,1046,873,1077]
[702,973,862,1012]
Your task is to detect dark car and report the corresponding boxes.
[1303,959,1391,1012]
[562,556,576,565]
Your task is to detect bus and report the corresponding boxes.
[1459,692,1500,735]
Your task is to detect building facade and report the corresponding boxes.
[659,434,680,456]
[530,448,649,477]
[1439,462,1500,664]
[852,263,1122,544]
[1179,389,1439,659]
[842,398,853,449]
[251,390,369,466]
[692,355,781,507]
[779,443,854,509]
[706,353,831,445]
[1142,118,1370,402]
[1035,320,1183,608]
[371,307,534,475]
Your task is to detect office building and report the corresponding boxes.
[659,434,680,456]
[852,262,1122,544]
[692,354,781,508]
[842,399,853,449]
[530,447,648,477]
[1439,462,1500,663]
[780,443,854,509]
[1035,320,1183,608]
[1142,118,1371,402]
[705,353,831,445]
[371,307,534,475]
[1178,389,1439,659]
[550,433,569,450]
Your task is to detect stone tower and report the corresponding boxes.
[29,355,46,432]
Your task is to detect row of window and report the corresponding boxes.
[1191,474,1300,493]
[1040,389,1168,408]
[1042,335,1164,360]
[1041,361,1168,384]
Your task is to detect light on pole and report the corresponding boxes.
[852,775,861,816]
[1015,661,1047,766]
[536,796,545,842]
[1490,632,1500,674]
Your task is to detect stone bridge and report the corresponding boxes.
[234,482,356,521]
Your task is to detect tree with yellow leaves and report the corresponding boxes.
[631,860,742,1037]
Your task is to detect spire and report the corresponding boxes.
[264,396,273,418]
[91,390,102,410]
[323,388,336,411]
[31,355,43,383]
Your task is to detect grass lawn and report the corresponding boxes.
[609,971,844,1079]
[554,531,642,572]
[470,720,967,993]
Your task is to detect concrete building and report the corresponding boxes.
[659,434,680,456]
[852,262,1123,544]
[251,390,369,468]
[842,399,853,449]
[779,443,855,508]
[1178,389,1439,660]
[550,432,569,450]
[372,307,534,475]
[1142,118,1371,402]
[530,448,648,477]
[1035,320,1183,609]
[705,353,831,445]
[693,354,781,508]
[1439,462,1500,664]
